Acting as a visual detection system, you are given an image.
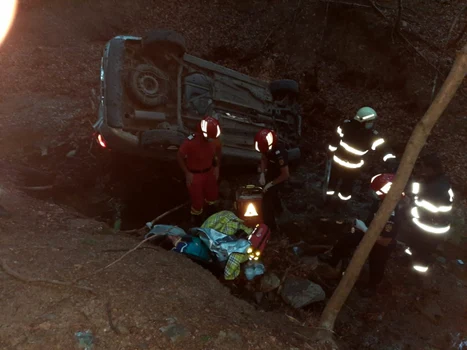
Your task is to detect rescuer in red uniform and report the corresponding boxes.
[177,116,222,226]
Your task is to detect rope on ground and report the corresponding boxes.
[74,228,177,283]
[0,259,94,293]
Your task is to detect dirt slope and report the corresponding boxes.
[0,178,317,349]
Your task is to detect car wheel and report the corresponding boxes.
[142,29,186,60]
[269,79,299,101]
[127,64,169,107]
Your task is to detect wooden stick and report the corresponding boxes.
[1,259,94,293]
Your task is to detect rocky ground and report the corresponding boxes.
[0,0,467,349]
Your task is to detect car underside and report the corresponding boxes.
[94,30,302,164]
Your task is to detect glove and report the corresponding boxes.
[259,172,266,186]
[263,182,274,192]
[354,219,368,232]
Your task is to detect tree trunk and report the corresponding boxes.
[318,42,467,332]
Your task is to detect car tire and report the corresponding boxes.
[142,30,186,60]
[269,79,299,100]
[127,64,169,107]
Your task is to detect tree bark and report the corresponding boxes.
[318,42,467,332]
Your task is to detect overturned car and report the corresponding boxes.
[94,29,302,163]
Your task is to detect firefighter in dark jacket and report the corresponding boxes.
[177,116,222,226]
[319,173,401,296]
[402,154,454,274]
[255,129,290,232]
[325,107,396,218]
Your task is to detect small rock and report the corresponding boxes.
[280,277,325,308]
[66,150,77,158]
[260,272,281,292]
[160,323,190,342]
[37,321,52,330]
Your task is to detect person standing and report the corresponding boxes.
[254,129,290,232]
[177,116,222,226]
[324,106,396,222]
[403,154,454,274]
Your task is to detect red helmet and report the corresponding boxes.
[370,173,395,199]
[200,116,221,139]
[254,129,277,153]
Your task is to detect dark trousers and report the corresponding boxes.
[328,231,392,287]
[401,223,443,266]
[262,184,283,231]
[328,161,360,199]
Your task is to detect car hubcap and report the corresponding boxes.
[138,73,160,97]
